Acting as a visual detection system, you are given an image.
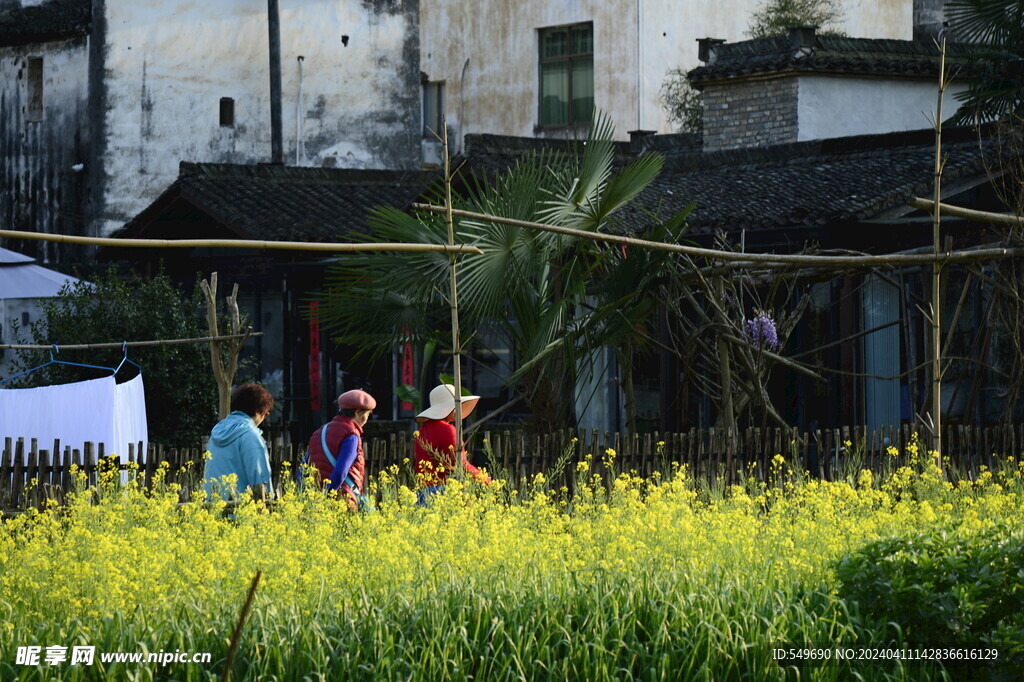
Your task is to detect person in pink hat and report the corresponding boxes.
[306,388,376,509]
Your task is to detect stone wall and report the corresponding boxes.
[702,77,798,152]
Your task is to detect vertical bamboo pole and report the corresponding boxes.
[442,120,466,453]
[931,33,948,455]
[714,277,736,432]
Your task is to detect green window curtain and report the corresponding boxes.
[571,56,594,125]
[572,26,593,55]
[541,61,569,127]
[542,29,568,59]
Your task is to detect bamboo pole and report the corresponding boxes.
[0,229,483,255]
[441,122,466,454]
[909,198,1024,228]
[0,333,262,351]
[930,33,948,455]
[410,204,1024,266]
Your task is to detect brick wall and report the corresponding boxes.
[702,77,799,152]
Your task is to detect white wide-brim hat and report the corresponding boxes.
[417,383,480,422]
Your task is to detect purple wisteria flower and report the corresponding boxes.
[744,310,780,350]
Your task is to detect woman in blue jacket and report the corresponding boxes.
[202,383,275,499]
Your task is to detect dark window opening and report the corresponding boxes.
[27,57,43,122]
[538,22,593,128]
[423,81,445,137]
[21,312,30,326]
[220,97,235,127]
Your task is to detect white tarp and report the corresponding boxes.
[0,374,148,464]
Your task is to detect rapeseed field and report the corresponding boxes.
[1,446,1021,680]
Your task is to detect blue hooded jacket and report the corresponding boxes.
[202,411,271,498]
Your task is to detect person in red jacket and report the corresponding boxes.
[414,383,491,505]
[306,389,376,509]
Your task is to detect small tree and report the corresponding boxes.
[10,271,218,447]
[660,68,703,133]
[748,0,845,39]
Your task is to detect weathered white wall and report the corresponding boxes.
[797,76,970,141]
[420,0,639,147]
[98,0,421,236]
[0,297,46,379]
[420,0,911,141]
[0,38,91,258]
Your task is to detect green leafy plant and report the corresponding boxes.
[835,523,1024,663]
[748,0,846,39]
[660,68,703,133]
[319,112,688,432]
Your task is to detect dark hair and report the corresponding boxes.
[338,407,373,418]
[231,383,274,417]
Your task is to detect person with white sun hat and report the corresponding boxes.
[414,383,491,504]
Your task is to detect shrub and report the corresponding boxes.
[835,524,1024,676]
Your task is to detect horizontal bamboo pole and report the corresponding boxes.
[910,197,1024,228]
[0,332,262,351]
[0,229,483,255]
[413,204,1024,266]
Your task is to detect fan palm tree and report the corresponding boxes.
[318,113,687,431]
[947,0,1024,122]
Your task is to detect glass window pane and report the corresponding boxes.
[542,29,567,59]
[541,62,568,126]
[423,82,445,136]
[572,26,593,55]
[423,85,437,136]
[571,57,594,124]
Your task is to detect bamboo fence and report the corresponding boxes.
[2,423,1021,511]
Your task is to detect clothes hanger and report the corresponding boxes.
[0,344,118,386]
[113,341,142,378]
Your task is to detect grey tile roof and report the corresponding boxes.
[0,0,90,47]
[461,134,634,175]
[120,162,440,243]
[628,126,1009,233]
[461,126,1014,235]
[688,35,975,85]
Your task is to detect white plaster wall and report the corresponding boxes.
[421,0,912,140]
[797,76,970,141]
[99,0,419,236]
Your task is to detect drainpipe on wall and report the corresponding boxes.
[636,0,642,130]
[458,58,470,155]
[268,0,284,164]
[296,55,305,165]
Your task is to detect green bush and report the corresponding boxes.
[835,524,1024,677]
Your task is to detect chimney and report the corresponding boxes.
[788,25,817,51]
[913,0,947,41]
[628,129,656,154]
[697,37,726,64]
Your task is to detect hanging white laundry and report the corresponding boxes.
[0,375,148,466]
[113,374,149,464]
